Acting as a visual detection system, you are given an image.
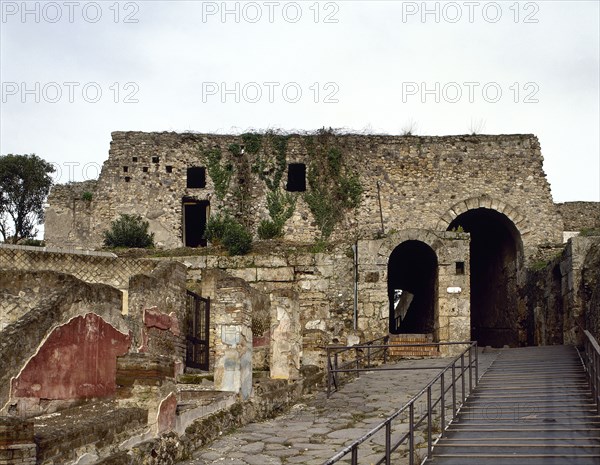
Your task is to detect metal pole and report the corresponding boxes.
[441,372,446,434]
[385,421,391,465]
[461,353,466,402]
[427,386,432,458]
[351,445,358,465]
[475,342,479,385]
[409,403,414,465]
[468,346,473,393]
[452,362,457,419]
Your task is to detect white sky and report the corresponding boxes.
[1,0,599,202]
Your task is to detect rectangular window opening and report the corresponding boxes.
[132,157,138,162]
[187,166,206,189]
[124,176,131,183]
[166,165,173,173]
[286,163,306,192]
[152,156,160,163]
[456,262,465,275]
[143,167,149,173]
[123,166,128,173]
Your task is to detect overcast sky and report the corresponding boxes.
[1,0,598,203]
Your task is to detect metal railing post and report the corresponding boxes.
[451,362,457,419]
[351,445,358,465]
[409,403,415,465]
[468,345,473,393]
[461,353,466,402]
[355,347,360,377]
[427,386,432,458]
[327,348,332,398]
[334,352,339,391]
[385,420,391,465]
[474,342,479,385]
[440,372,446,434]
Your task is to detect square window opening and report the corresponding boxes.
[132,157,138,162]
[152,156,160,163]
[124,176,131,183]
[456,262,465,275]
[142,167,149,173]
[187,167,206,189]
[286,163,306,192]
[166,165,173,173]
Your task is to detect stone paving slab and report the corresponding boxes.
[179,348,498,465]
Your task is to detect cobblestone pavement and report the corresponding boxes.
[180,348,499,465]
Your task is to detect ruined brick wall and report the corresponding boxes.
[0,244,157,290]
[556,201,600,231]
[582,239,600,342]
[45,132,562,257]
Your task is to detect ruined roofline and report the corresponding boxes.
[110,130,538,142]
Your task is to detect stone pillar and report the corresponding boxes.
[436,235,471,355]
[0,417,36,465]
[211,285,253,399]
[270,289,301,380]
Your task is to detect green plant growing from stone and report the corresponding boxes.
[82,191,93,201]
[202,146,233,200]
[303,130,363,240]
[258,190,296,239]
[103,214,154,248]
[204,213,252,255]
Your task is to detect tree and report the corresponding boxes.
[0,154,54,243]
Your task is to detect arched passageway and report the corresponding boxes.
[388,240,437,334]
[448,208,523,347]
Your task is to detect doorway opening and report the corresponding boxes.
[388,240,437,334]
[183,198,209,247]
[448,208,522,347]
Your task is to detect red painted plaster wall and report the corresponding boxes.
[12,313,130,400]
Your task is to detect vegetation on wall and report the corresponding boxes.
[103,214,155,248]
[198,128,363,243]
[204,212,252,256]
[203,147,233,200]
[303,129,363,239]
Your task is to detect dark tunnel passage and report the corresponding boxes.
[448,208,523,347]
[388,240,437,334]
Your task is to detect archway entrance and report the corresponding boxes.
[388,240,437,334]
[448,208,522,347]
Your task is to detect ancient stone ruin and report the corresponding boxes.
[1,130,599,464]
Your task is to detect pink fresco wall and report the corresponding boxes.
[12,313,131,400]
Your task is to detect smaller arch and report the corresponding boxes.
[387,239,438,334]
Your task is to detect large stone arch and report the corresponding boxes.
[436,195,531,245]
[442,200,526,347]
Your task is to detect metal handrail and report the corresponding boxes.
[322,341,478,465]
[583,330,600,414]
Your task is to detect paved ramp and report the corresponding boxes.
[429,345,600,465]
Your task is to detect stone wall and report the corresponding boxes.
[45,132,563,257]
[556,201,600,232]
[180,230,470,370]
[523,236,600,347]
[0,244,157,290]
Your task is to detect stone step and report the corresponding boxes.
[387,333,440,357]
